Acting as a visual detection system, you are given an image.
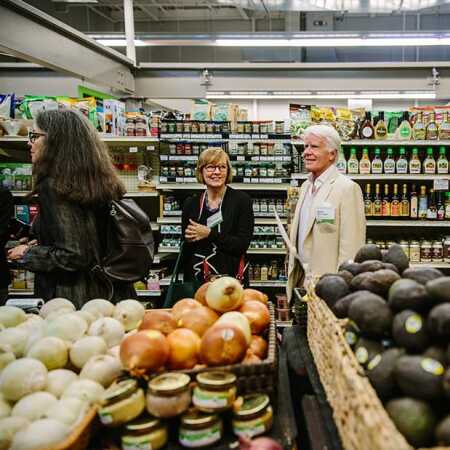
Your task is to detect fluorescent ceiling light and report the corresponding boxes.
[96,39,146,47]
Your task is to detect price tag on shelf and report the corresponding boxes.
[159,176,168,182]
[260,134,269,139]
[251,134,259,140]
[129,147,138,153]
[433,178,449,191]
[244,178,251,183]
[182,134,191,139]
[237,156,245,161]
[147,145,155,151]
[251,178,259,183]
[176,177,184,183]
[160,155,168,161]
[266,178,275,184]
[251,156,259,161]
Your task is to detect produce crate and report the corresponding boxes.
[155,302,278,395]
[45,407,98,450]
[305,289,449,450]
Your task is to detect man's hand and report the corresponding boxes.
[185,219,211,242]
[7,244,30,261]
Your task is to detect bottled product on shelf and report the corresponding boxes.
[248,260,287,282]
[252,198,288,217]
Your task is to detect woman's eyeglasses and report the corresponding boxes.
[204,164,227,173]
[28,130,46,143]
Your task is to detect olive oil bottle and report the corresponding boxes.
[400,184,410,217]
[391,184,400,217]
[373,184,382,217]
[382,184,391,217]
[364,184,373,217]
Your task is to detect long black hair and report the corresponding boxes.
[32,109,125,205]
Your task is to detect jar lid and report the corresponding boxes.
[149,373,190,395]
[196,371,236,388]
[181,408,218,427]
[233,394,270,418]
[125,414,161,432]
[102,379,138,406]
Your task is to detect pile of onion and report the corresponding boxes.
[239,301,270,335]
[177,306,219,337]
[242,289,269,305]
[172,299,202,322]
[194,282,210,306]
[139,310,177,335]
[205,277,244,313]
[166,328,201,370]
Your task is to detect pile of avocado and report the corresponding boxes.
[315,243,450,448]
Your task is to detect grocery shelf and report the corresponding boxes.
[136,290,161,297]
[250,280,286,287]
[0,136,159,144]
[150,222,159,231]
[11,191,30,197]
[292,139,450,146]
[158,247,181,253]
[157,182,290,191]
[0,136,28,143]
[276,320,293,328]
[410,262,450,269]
[248,248,286,254]
[157,216,287,225]
[367,220,450,227]
[153,253,174,264]
[8,289,34,296]
[292,173,449,181]
[124,191,159,197]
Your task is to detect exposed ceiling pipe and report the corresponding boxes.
[123,0,136,63]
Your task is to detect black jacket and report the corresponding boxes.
[20,179,135,307]
[181,187,254,284]
[0,188,14,288]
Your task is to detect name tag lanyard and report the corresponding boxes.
[198,187,226,233]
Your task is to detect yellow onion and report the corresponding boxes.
[139,310,177,335]
[26,337,68,370]
[205,277,244,312]
[167,328,201,370]
[194,282,210,306]
[249,335,268,359]
[216,311,251,345]
[242,289,269,305]
[80,355,122,388]
[0,307,26,328]
[239,301,271,335]
[177,306,219,337]
[120,330,169,376]
[172,299,202,322]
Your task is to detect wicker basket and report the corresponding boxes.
[306,289,449,450]
[44,407,98,450]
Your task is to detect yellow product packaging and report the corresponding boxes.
[336,107,355,141]
[320,107,336,125]
[310,106,323,123]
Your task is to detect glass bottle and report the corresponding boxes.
[359,147,371,174]
[418,185,428,219]
[373,184,382,217]
[400,184,410,218]
[410,184,419,219]
[391,184,400,217]
[436,192,445,221]
[439,111,450,140]
[396,147,408,174]
[254,264,261,281]
[397,111,412,140]
[374,111,388,140]
[382,184,391,217]
[383,148,396,174]
[409,147,421,174]
[427,189,437,220]
[423,147,436,174]
[371,148,383,174]
[426,111,439,140]
[445,192,450,219]
[347,147,359,174]
[413,112,426,140]
[359,111,375,140]
[260,264,268,281]
[364,184,373,217]
[336,147,347,174]
[437,146,448,174]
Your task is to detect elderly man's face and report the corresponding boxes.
[303,133,336,177]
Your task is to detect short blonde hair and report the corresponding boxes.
[196,147,233,184]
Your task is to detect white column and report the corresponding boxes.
[124,0,136,64]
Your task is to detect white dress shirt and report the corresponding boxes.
[298,164,338,263]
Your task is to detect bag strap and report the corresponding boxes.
[170,241,185,284]
[236,255,247,282]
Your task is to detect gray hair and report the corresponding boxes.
[303,124,341,162]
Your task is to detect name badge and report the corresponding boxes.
[207,211,223,228]
[316,204,335,224]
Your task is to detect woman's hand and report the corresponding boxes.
[185,219,211,242]
[7,244,30,261]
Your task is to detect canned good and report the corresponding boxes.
[176,121,183,133]
[260,123,269,134]
[184,121,191,133]
[237,122,245,134]
[160,122,168,133]
[276,294,288,309]
[409,241,421,263]
[277,308,290,321]
[206,122,214,134]
[420,240,432,262]
[169,144,177,155]
[168,121,176,133]
[245,122,252,134]
[126,118,136,137]
[191,122,199,134]
[199,122,207,134]
[252,123,259,134]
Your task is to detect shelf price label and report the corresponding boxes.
[433,178,449,191]
[129,146,138,153]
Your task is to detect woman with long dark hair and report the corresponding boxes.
[8,109,136,306]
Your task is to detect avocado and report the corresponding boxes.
[359,259,385,273]
[386,397,437,447]
[444,368,450,399]
[354,337,383,367]
[344,320,360,348]
[423,346,447,367]
[383,244,410,274]
[350,272,373,292]
[338,261,362,276]
[315,275,349,308]
[382,262,399,273]
[337,270,353,285]
[435,415,450,446]
[426,277,450,304]
[402,267,444,285]
[351,269,400,297]
[388,279,431,313]
[392,310,430,353]
[366,348,405,400]
[348,294,393,338]
[394,355,444,401]
[427,303,450,340]
[332,291,371,319]
[354,244,383,263]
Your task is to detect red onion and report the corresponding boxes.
[239,436,283,450]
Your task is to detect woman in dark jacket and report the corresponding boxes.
[0,187,13,304]
[7,109,135,307]
[182,147,254,285]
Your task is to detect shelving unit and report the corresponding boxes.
[292,173,449,181]
[157,216,287,225]
[367,220,450,227]
[157,182,291,190]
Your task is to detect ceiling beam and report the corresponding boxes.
[88,6,116,23]
[236,6,249,20]
[139,5,158,20]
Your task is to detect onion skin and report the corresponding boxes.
[239,301,270,335]
[167,328,201,370]
[200,323,247,366]
[249,335,268,359]
[205,277,244,313]
[242,289,269,305]
[139,310,177,335]
[216,311,251,345]
[194,282,210,306]
[177,306,219,337]
[120,330,169,376]
[242,350,262,365]
[172,299,202,322]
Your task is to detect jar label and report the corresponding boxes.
[98,411,113,425]
[233,422,266,438]
[122,437,153,450]
[179,424,222,448]
[193,388,229,408]
[355,347,369,364]
[367,354,382,371]
[421,358,444,376]
[405,314,422,334]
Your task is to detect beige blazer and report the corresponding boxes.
[287,167,366,302]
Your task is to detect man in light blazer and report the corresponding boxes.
[287,124,366,302]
